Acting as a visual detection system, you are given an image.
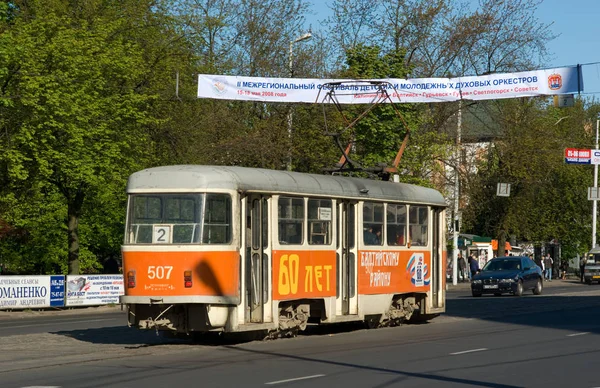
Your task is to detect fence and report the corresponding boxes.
[0,274,124,310]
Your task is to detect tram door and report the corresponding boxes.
[246,195,270,323]
[337,201,358,315]
[431,208,442,308]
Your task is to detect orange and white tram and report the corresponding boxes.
[121,165,447,335]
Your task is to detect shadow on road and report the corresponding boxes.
[444,291,600,334]
[53,285,600,347]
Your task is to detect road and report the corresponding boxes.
[0,308,125,337]
[1,279,600,388]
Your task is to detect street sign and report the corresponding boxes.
[553,94,575,108]
[497,183,511,197]
[588,187,600,201]
[592,150,600,165]
[565,148,591,164]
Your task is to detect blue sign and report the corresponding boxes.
[50,275,65,307]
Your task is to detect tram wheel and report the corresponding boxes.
[364,315,381,329]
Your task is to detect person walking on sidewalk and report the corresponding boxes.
[544,253,554,281]
[580,256,587,283]
[458,253,467,282]
[469,254,480,277]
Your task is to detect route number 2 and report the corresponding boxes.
[148,265,173,280]
[152,225,172,244]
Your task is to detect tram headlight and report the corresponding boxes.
[184,270,193,288]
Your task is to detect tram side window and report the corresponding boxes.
[308,199,332,245]
[202,194,232,244]
[278,197,304,245]
[387,204,407,246]
[409,205,428,246]
[363,202,383,246]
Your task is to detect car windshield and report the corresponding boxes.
[482,259,521,271]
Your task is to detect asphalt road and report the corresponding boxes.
[2,280,600,388]
[0,308,126,337]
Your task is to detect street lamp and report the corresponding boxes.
[287,32,312,171]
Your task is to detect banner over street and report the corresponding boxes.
[198,66,581,104]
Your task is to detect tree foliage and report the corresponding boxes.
[461,99,596,257]
[0,0,167,273]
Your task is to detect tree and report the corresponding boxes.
[316,43,451,185]
[461,98,595,257]
[324,0,556,78]
[0,1,162,274]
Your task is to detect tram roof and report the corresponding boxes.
[127,165,447,206]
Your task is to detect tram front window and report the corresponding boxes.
[126,193,231,244]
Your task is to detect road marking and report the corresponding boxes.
[567,332,590,337]
[265,374,326,385]
[21,386,61,388]
[0,318,114,330]
[450,348,488,355]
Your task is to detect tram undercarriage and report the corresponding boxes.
[125,292,434,339]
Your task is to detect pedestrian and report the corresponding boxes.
[469,254,480,277]
[560,260,567,280]
[458,252,466,282]
[580,256,587,283]
[544,253,554,281]
[478,251,487,270]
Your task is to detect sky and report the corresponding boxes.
[538,0,600,97]
[306,0,600,98]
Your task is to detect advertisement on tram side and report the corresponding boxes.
[357,250,431,294]
[272,250,337,299]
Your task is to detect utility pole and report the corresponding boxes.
[452,101,462,286]
[593,117,599,248]
[286,32,312,171]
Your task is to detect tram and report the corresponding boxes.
[120,165,447,336]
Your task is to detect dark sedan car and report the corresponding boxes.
[471,256,543,297]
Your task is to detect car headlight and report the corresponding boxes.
[472,279,482,284]
[499,278,515,283]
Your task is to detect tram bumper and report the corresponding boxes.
[122,296,235,333]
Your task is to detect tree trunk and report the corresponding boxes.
[67,190,85,275]
[497,229,507,257]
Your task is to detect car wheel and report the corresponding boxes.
[515,280,523,297]
[533,278,543,295]
[472,292,482,297]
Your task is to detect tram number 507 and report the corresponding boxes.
[147,265,173,280]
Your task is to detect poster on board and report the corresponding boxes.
[0,275,65,309]
[65,274,124,306]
